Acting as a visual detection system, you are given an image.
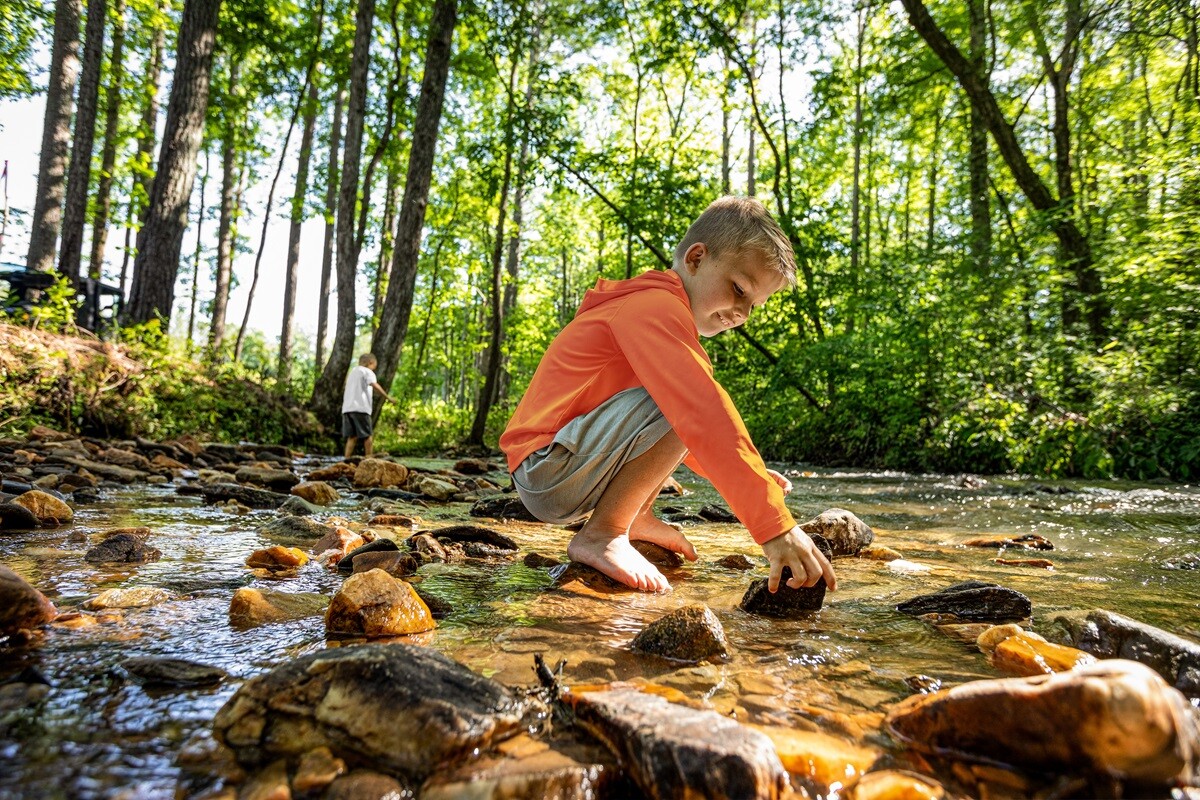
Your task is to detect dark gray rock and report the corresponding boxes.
[715,554,755,570]
[631,604,729,663]
[897,580,1031,623]
[256,515,335,540]
[739,535,833,618]
[698,504,737,523]
[421,524,518,551]
[278,495,323,516]
[199,483,288,509]
[212,643,544,782]
[84,533,162,564]
[1046,609,1200,699]
[0,502,40,530]
[122,657,227,687]
[235,465,300,492]
[469,495,539,522]
[69,486,101,504]
[566,689,787,799]
[337,538,400,574]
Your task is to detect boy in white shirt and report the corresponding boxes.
[341,353,394,458]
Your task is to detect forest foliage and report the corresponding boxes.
[2,0,1198,478]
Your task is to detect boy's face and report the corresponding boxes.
[675,243,785,338]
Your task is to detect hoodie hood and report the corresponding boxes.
[576,269,689,316]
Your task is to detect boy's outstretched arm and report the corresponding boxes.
[761,527,837,593]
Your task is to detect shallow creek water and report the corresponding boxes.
[2,461,1199,799]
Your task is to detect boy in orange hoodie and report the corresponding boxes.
[500,196,837,594]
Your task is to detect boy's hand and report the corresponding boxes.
[761,526,837,593]
[766,469,792,494]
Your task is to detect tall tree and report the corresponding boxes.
[26,0,81,274]
[371,0,459,406]
[208,57,241,355]
[125,0,222,326]
[58,0,107,285]
[280,78,320,385]
[309,0,377,428]
[88,0,127,280]
[315,83,344,376]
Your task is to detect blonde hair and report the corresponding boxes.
[673,196,797,287]
[358,353,377,366]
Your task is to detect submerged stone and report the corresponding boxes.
[421,735,620,800]
[976,624,1096,677]
[83,586,174,610]
[420,524,518,551]
[122,656,226,687]
[564,688,788,799]
[631,604,729,663]
[896,580,1031,623]
[962,533,1054,550]
[470,494,540,522]
[212,643,543,781]
[885,659,1200,786]
[228,587,328,628]
[739,535,833,618]
[326,569,436,637]
[199,483,288,509]
[84,533,162,564]
[236,465,300,492]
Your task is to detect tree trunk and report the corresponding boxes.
[208,57,241,355]
[315,83,344,377]
[26,0,81,274]
[370,0,458,410]
[372,165,400,334]
[133,0,167,230]
[967,0,991,275]
[848,5,865,334]
[125,0,221,327]
[899,0,1108,342]
[59,0,107,285]
[309,0,377,429]
[187,149,208,353]
[279,79,319,386]
[88,0,127,281]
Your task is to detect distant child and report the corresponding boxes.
[342,353,395,459]
[500,196,837,593]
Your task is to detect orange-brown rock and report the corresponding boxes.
[311,527,365,560]
[245,546,309,571]
[976,624,1096,677]
[368,514,417,529]
[228,587,328,628]
[325,569,435,637]
[290,480,340,506]
[962,533,1054,550]
[292,747,346,795]
[849,770,946,799]
[352,458,409,489]
[993,557,1054,568]
[0,564,57,635]
[28,424,73,442]
[306,461,358,482]
[150,452,187,471]
[12,490,73,525]
[749,725,879,796]
[885,659,1200,785]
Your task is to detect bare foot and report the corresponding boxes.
[629,513,699,561]
[567,525,671,592]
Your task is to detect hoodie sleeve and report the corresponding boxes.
[605,290,796,544]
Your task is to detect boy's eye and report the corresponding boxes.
[733,283,744,297]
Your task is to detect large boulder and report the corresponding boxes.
[0,565,57,635]
[885,659,1200,786]
[326,569,436,637]
[212,644,543,782]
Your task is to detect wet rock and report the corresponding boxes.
[962,533,1054,550]
[0,668,52,712]
[631,604,729,662]
[851,770,947,800]
[463,541,517,560]
[896,580,1031,623]
[453,458,490,475]
[0,565,57,636]
[351,550,419,578]
[122,656,226,687]
[420,524,518,551]
[69,486,101,504]
[58,455,147,483]
[246,546,309,572]
[470,494,540,522]
[98,447,153,471]
[238,758,290,800]
[715,554,755,570]
[0,502,40,530]
[258,515,335,540]
[410,533,450,563]
[292,746,346,795]
[409,474,460,501]
[323,770,410,799]
[363,487,423,502]
[278,495,324,516]
[84,532,162,563]
[885,659,1200,786]
[306,462,358,483]
[199,483,288,509]
[564,688,788,798]
[235,465,300,492]
[552,562,634,596]
[212,643,543,781]
[659,476,685,496]
[523,552,561,569]
[352,458,409,489]
[976,624,1097,677]
[858,544,903,561]
[698,503,738,523]
[326,569,436,637]
[1162,554,1200,570]
[229,588,328,628]
[750,724,880,797]
[633,541,683,568]
[903,675,942,694]
[367,514,416,529]
[336,538,399,574]
[739,535,833,618]
[1046,609,1200,698]
[312,528,366,560]
[993,557,1055,568]
[290,480,339,506]
[83,587,174,610]
[887,559,932,575]
[11,489,73,525]
[150,452,187,471]
[421,735,619,800]
[100,526,152,541]
[799,508,873,557]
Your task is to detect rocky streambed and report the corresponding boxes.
[2,425,1200,799]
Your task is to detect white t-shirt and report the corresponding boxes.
[341,365,377,414]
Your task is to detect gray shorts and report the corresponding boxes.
[512,387,673,524]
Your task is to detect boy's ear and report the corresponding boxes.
[683,243,707,274]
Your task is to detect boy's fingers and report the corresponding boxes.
[768,561,783,593]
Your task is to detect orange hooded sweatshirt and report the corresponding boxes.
[500,269,796,545]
